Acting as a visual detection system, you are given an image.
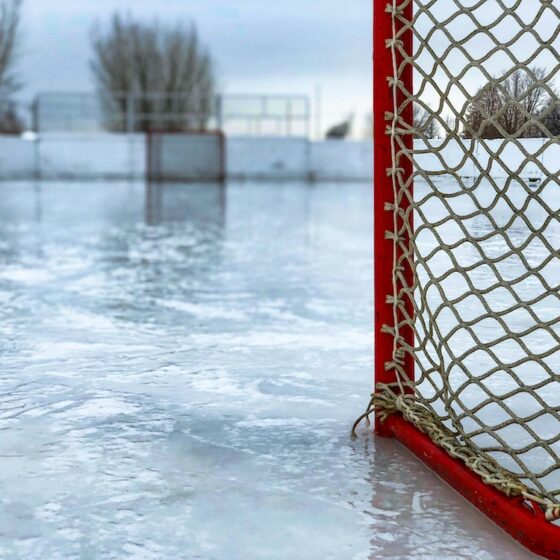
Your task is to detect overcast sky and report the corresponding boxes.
[19,0,372,136]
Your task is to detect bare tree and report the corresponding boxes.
[540,95,560,136]
[464,67,549,139]
[0,0,23,134]
[0,0,20,94]
[91,14,217,132]
[501,67,548,137]
[464,83,503,139]
[444,114,457,137]
[414,105,439,139]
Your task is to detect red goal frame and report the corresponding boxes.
[372,1,560,558]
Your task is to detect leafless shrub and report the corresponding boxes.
[0,0,21,96]
[326,114,353,139]
[464,82,504,139]
[501,67,549,137]
[0,100,22,133]
[414,105,440,139]
[464,67,550,138]
[0,0,22,134]
[91,14,217,132]
[540,96,560,136]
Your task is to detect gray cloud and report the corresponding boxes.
[18,0,372,132]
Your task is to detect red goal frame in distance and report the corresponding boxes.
[372,1,560,558]
[146,130,226,183]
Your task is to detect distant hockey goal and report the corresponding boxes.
[146,131,225,182]
[362,2,560,558]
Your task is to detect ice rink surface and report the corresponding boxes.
[0,180,539,559]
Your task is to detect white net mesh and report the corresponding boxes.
[372,0,560,520]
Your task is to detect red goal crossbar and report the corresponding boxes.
[372,1,560,558]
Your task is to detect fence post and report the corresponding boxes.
[126,93,135,133]
[215,95,223,131]
[31,97,40,133]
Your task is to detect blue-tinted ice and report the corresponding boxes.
[0,181,535,559]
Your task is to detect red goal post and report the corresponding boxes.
[371,1,560,558]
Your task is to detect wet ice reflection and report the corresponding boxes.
[0,181,535,559]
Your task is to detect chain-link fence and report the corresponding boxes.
[219,94,310,137]
[19,92,310,137]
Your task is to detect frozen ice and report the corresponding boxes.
[0,181,537,559]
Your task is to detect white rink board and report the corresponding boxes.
[38,133,146,180]
[225,137,309,180]
[1,134,559,184]
[0,136,36,179]
[148,133,224,181]
[310,140,373,181]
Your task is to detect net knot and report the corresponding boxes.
[386,295,408,314]
[384,230,402,242]
[373,388,401,422]
[386,77,403,88]
[385,38,403,51]
[384,3,405,16]
[385,358,405,369]
[380,324,396,337]
[386,166,405,177]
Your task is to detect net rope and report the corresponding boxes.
[361,0,560,522]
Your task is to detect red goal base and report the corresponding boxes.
[381,414,560,560]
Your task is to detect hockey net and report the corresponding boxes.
[147,132,225,182]
[363,0,560,530]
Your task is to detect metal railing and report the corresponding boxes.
[13,92,312,137]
